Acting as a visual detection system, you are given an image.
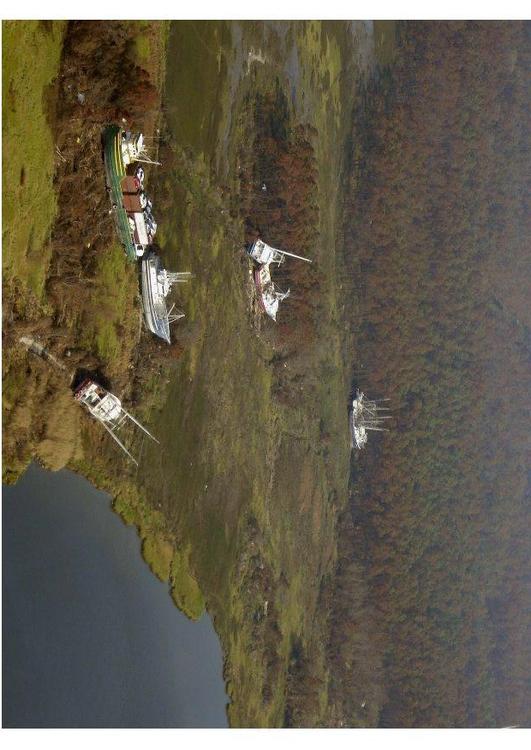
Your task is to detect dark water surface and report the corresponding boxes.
[2,462,228,728]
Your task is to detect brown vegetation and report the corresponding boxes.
[239,86,323,405]
[327,20,530,727]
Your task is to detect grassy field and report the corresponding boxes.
[2,21,66,304]
[2,21,66,480]
[132,20,369,726]
[78,243,141,370]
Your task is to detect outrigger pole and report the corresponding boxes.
[276,249,313,263]
[166,271,193,283]
[167,303,186,323]
[101,419,140,465]
[134,156,162,166]
[120,407,160,444]
[19,336,67,372]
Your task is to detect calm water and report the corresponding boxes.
[2,462,228,728]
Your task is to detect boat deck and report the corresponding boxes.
[141,254,171,343]
[103,125,137,262]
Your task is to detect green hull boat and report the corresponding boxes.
[103,125,138,262]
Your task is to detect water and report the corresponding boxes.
[2,462,229,728]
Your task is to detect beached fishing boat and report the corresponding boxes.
[74,378,158,464]
[141,251,191,344]
[253,263,290,321]
[19,337,158,464]
[350,389,391,449]
[103,125,160,262]
[247,238,311,322]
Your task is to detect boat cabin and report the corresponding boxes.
[247,238,312,266]
[74,380,122,423]
[121,131,145,166]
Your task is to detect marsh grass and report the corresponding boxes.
[79,243,140,370]
[124,20,360,727]
[170,545,205,620]
[2,21,66,301]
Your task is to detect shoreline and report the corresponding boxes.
[2,18,202,635]
[4,20,373,728]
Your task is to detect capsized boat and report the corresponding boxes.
[74,379,159,464]
[350,389,391,450]
[141,251,191,343]
[253,263,290,321]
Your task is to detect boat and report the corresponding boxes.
[103,125,160,262]
[74,378,158,464]
[253,263,290,321]
[141,251,191,343]
[247,238,312,266]
[247,238,311,322]
[350,389,391,449]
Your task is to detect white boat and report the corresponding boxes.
[141,251,190,343]
[350,389,391,450]
[248,238,310,322]
[74,379,158,464]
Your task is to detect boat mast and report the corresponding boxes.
[167,303,186,323]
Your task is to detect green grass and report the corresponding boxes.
[129,20,359,727]
[132,32,151,64]
[142,536,174,581]
[79,243,139,366]
[2,21,66,301]
[164,21,229,153]
[170,546,205,620]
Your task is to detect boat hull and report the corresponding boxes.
[141,253,171,344]
[103,125,138,262]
